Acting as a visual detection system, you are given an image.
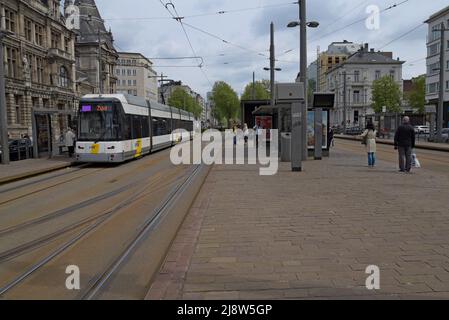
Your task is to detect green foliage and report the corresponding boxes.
[405,75,426,114]
[241,80,270,100]
[210,81,240,128]
[371,75,402,113]
[308,79,316,102]
[167,88,202,118]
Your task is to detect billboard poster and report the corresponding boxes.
[255,116,273,140]
[307,111,328,150]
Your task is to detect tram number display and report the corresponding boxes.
[81,105,112,112]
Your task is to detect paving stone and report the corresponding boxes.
[148,145,449,300]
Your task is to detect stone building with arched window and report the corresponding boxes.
[1,0,78,157]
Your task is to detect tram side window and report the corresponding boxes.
[141,116,149,138]
[173,119,181,131]
[152,117,169,136]
[123,114,132,140]
[132,115,143,139]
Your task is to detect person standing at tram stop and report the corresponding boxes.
[394,116,416,173]
[253,121,262,148]
[65,127,76,158]
[243,123,249,144]
[360,122,377,167]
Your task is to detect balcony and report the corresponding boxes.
[47,48,75,63]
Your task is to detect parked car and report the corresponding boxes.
[442,128,449,143]
[345,127,363,136]
[414,126,430,134]
[1,139,33,162]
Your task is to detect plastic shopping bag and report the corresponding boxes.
[412,151,421,168]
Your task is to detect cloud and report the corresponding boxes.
[93,0,449,97]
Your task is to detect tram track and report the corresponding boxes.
[0,164,184,261]
[80,164,204,300]
[0,163,192,297]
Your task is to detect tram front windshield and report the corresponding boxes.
[78,103,119,141]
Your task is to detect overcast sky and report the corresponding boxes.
[92,0,448,97]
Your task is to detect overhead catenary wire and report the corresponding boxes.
[377,22,425,50]
[279,0,412,56]
[181,21,269,58]
[103,1,297,21]
[159,0,213,86]
[309,0,411,43]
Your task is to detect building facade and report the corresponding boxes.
[115,52,158,100]
[425,5,449,128]
[66,0,118,96]
[159,80,196,105]
[317,40,362,91]
[326,44,404,128]
[1,0,78,156]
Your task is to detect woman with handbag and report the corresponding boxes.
[360,122,377,167]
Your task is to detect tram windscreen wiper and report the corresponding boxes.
[94,127,110,144]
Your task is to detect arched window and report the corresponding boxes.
[59,66,69,87]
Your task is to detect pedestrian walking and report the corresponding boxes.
[394,116,416,173]
[328,127,335,149]
[253,121,262,149]
[243,123,249,144]
[360,122,377,167]
[65,127,76,158]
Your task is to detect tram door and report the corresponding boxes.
[35,114,52,157]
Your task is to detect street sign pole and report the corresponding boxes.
[314,107,323,160]
[292,101,302,171]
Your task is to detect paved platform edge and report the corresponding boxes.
[0,161,76,185]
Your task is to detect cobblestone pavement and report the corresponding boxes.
[147,142,449,300]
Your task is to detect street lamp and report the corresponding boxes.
[287,0,319,160]
[264,67,282,72]
[287,21,319,28]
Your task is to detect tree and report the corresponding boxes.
[405,75,426,114]
[210,81,240,128]
[371,75,402,113]
[241,80,270,100]
[308,79,317,103]
[167,87,202,118]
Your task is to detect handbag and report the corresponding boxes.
[361,134,367,145]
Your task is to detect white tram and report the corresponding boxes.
[75,94,197,163]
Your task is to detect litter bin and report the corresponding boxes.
[281,132,291,162]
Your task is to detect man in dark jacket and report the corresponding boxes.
[394,116,415,173]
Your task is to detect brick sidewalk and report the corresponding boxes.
[0,157,75,184]
[147,146,449,300]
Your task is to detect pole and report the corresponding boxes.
[299,0,308,160]
[437,24,445,142]
[98,29,102,94]
[292,101,302,171]
[270,22,281,155]
[0,31,10,164]
[314,107,322,160]
[343,71,347,134]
